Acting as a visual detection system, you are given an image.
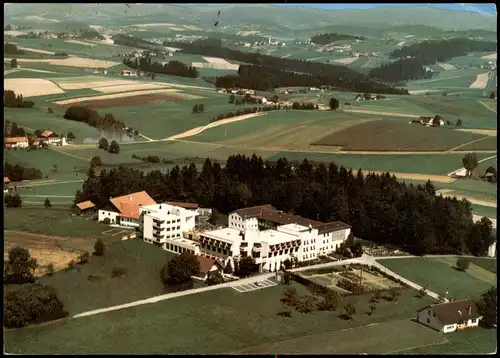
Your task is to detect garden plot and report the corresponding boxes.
[437,63,457,71]
[470,73,490,89]
[333,57,359,64]
[4,78,65,97]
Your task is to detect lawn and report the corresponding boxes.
[378,257,495,300]
[16,180,83,198]
[398,326,497,354]
[189,110,372,149]
[266,152,493,175]
[4,283,435,354]
[4,207,109,238]
[4,107,101,143]
[468,258,497,274]
[32,239,177,315]
[470,204,497,219]
[312,120,493,151]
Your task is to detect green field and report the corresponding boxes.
[4,107,101,143]
[4,208,109,238]
[266,152,493,175]
[4,283,435,354]
[378,257,495,300]
[468,257,497,274]
[470,204,497,219]
[29,239,177,315]
[398,326,497,354]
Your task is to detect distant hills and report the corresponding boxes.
[4,4,497,35]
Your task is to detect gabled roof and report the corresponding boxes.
[4,136,28,143]
[76,200,95,210]
[314,221,352,234]
[197,256,223,275]
[166,201,199,210]
[40,130,57,138]
[109,191,156,219]
[419,300,482,325]
[4,177,10,184]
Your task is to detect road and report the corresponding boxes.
[73,272,275,319]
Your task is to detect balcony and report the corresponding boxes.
[153,218,165,225]
[153,225,164,232]
[153,233,164,240]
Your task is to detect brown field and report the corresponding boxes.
[4,231,96,275]
[452,136,497,151]
[56,93,183,109]
[312,120,492,152]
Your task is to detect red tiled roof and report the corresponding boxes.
[4,136,28,144]
[166,201,199,210]
[40,130,56,138]
[117,202,141,220]
[197,256,222,275]
[76,200,95,210]
[4,177,10,184]
[419,300,482,325]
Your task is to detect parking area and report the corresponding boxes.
[232,278,279,293]
[102,228,132,237]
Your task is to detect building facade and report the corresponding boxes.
[199,204,351,272]
[416,300,482,333]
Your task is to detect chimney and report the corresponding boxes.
[468,306,472,315]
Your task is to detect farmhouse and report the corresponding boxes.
[75,200,96,215]
[120,69,138,77]
[249,95,268,104]
[4,177,10,194]
[416,300,482,333]
[40,130,66,146]
[98,191,157,227]
[198,204,351,272]
[93,67,108,75]
[194,256,224,281]
[4,136,29,148]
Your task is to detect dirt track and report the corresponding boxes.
[366,171,456,183]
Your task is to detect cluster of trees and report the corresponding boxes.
[192,104,205,114]
[131,154,174,165]
[476,286,497,328]
[167,40,407,94]
[113,34,156,49]
[74,155,493,256]
[63,106,130,133]
[5,194,22,208]
[370,38,496,83]
[3,247,68,328]
[4,120,26,137]
[77,29,104,40]
[54,51,69,57]
[98,138,120,154]
[123,56,199,78]
[217,64,408,94]
[389,38,497,64]
[4,90,35,108]
[4,161,43,182]
[4,42,24,54]
[310,32,364,44]
[368,58,434,83]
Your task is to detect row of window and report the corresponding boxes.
[165,243,195,255]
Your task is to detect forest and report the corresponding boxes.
[310,32,364,44]
[389,38,496,63]
[217,64,408,94]
[74,155,493,257]
[63,106,128,132]
[112,34,157,49]
[165,40,408,94]
[122,57,199,78]
[4,162,43,182]
[369,38,497,83]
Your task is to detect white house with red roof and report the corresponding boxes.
[98,191,157,227]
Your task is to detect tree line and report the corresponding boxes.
[123,56,199,78]
[4,120,26,137]
[4,90,35,108]
[369,38,497,83]
[216,64,408,94]
[63,106,135,134]
[4,161,43,182]
[165,40,408,94]
[113,34,157,49]
[4,42,24,55]
[74,155,493,256]
[311,32,364,45]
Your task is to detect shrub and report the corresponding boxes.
[98,137,109,150]
[277,307,292,317]
[456,257,471,272]
[3,246,37,284]
[4,284,69,328]
[111,266,127,278]
[78,251,90,264]
[48,107,54,113]
[87,274,101,281]
[90,156,102,168]
[46,263,55,276]
[102,217,111,225]
[66,260,76,271]
[94,238,105,256]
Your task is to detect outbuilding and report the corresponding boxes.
[416,300,482,333]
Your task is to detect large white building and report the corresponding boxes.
[199,204,351,272]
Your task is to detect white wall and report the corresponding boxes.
[417,308,444,332]
[162,238,200,256]
[98,210,120,224]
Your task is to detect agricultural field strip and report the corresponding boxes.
[53,89,185,105]
[469,73,490,89]
[4,78,65,97]
[447,136,492,152]
[478,100,497,114]
[4,57,122,69]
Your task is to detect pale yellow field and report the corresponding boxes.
[89,25,104,30]
[334,57,359,64]
[17,46,56,55]
[408,90,440,95]
[55,79,144,90]
[203,57,232,65]
[54,89,179,105]
[192,61,239,71]
[237,30,261,36]
[4,78,65,97]
[93,83,171,93]
[470,73,490,89]
[132,23,201,31]
[24,15,60,22]
[4,30,27,36]
[65,39,96,46]
[481,53,497,60]
[4,57,121,69]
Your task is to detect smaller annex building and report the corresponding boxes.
[98,191,156,227]
[417,300,482,333]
